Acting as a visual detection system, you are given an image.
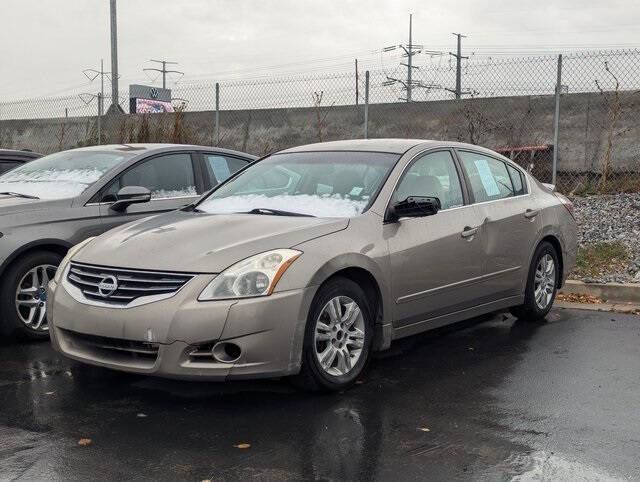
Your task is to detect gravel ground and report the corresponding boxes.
[571,193,640,283]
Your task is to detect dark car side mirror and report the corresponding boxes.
[110,186,152,212]
[387,196,441,222]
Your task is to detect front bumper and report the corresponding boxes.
[47,275,316,381]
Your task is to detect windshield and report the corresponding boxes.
[197,151,400,217]
[0,150,131,200]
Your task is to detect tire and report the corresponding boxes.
[291,277,374,392]
[510,241,559,322]
[0,250,63,340]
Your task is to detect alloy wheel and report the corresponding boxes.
[14,264,57,332]
[313,296,366,377]
[534,254,555,310]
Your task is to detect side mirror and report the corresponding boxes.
[110,186,152,212]
[387,196,441,222]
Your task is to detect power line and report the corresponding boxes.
[143,59,184,89]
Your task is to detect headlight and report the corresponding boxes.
[53,237,95,284]
[198,249,302,301]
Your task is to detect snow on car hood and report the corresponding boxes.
[73,210,349,273]
[0,168,104,200]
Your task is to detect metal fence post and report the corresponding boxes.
[552,54,562,185]
[364,71,369,139]
[97,92,102,145]
[215,83,220,146]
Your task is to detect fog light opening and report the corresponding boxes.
[212,342,242,363]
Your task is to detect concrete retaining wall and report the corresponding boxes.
[1,91,638,172]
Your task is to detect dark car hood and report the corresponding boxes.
[0,195,73,217]
[74,210,349,273]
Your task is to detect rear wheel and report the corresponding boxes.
[510,241,559,322]
[291,277,373,391]
[0,251,62,340]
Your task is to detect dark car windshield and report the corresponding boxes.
[0,150,132,200]
[197,151,400,218]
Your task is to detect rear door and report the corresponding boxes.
[385,149,486,327]
[98,151,203,231]
[456,150,541,300]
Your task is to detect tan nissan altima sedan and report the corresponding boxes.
[47,139,577,391]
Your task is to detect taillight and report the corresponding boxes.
[554,192,575,218]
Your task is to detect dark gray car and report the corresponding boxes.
[0,143,256,339]
[0,149,42,175]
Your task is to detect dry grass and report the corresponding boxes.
[573,241,630,279]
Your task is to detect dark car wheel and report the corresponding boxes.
[292,277,373,392]
[510,241,559,322]
[0,250,62,340]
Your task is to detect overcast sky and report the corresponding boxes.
[1,0,639,100]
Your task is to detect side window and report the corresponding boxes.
[205,155,247,184]
[118,153,196,200]
[393,151,464,210]
[507,164,526,195]
[458,152,514,203]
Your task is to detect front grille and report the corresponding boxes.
[67,262,194,306]
[60,328,159,367]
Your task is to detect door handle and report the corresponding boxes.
[524,209,539,219]
[461,226,478,238]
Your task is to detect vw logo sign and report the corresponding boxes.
[149,87,159,99]
[98,275,119,298]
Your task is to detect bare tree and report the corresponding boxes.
[594,61,637,190]
[312,91,333,142]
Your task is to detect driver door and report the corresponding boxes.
[385,150,485,328]
[98,152,201,231]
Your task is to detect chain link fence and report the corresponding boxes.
[1,49,639,194]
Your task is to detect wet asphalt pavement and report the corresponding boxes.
[1,308,639,481]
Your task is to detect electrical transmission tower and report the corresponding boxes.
[82,59,114,116]
[446,33,470,99]
[382,14,443,102]
[143,59,184,89]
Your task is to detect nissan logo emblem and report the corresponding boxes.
[98,275,119,298]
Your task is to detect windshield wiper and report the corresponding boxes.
[244,208,314,217]
[0,191,40,199]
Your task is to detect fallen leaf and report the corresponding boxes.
[355,380,364,385]
[137,413,147,418]
[78,438,92,446]
[45,391,55,395]
[418,427,430,432]
[233,443,251,449]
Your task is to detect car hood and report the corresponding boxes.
[74,210,349,273]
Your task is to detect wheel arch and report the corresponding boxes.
[539,234,564,288]
[0,239,71,281]
[305,253,390,351]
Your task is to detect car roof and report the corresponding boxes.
[0,149,42,159]
[277,139,505,156]
[66,143,258,159]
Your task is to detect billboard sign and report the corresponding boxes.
[135,98,174,113]
[129,84,172,113]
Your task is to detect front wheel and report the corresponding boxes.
[0,250,62,340]
[291,277,373,391]
[510,241,559,322]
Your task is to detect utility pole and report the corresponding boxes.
[382,14,441,102]
[449,33,468,99]
[83,59,111,118]
[355,59,359,106]
[407,14,413,102]
[108,0,121,113]
[144,59,183,89]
